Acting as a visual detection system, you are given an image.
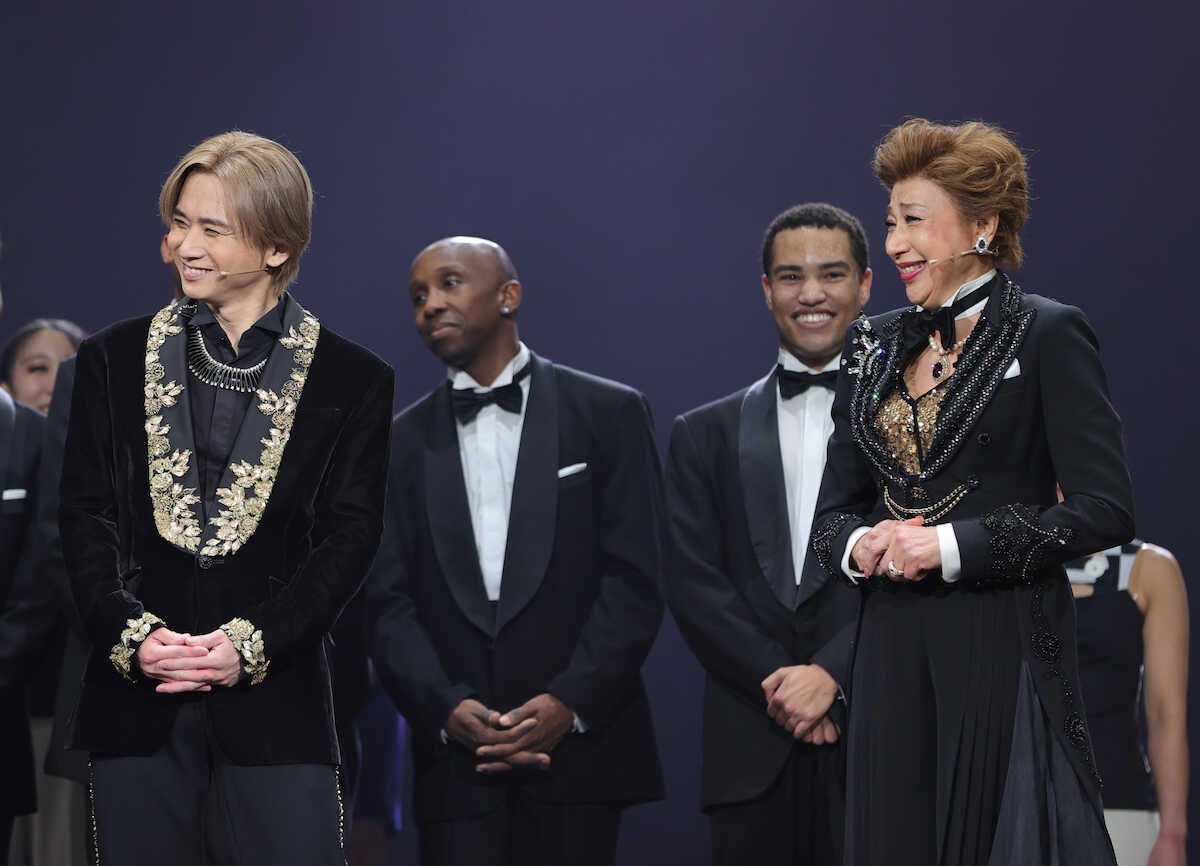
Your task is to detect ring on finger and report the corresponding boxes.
[887,560,904,578]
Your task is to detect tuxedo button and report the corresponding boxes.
[977,432,992,446]
[198,555,214,570]
[967,475,981,490]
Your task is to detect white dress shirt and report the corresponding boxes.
[841,270,996,583]
[777,349,840,586]
[449,342,531,602]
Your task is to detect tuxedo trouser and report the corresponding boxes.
[418,785,621,866]
[1,815,12,866]
[90,702,345,866]
[708,745,843,866]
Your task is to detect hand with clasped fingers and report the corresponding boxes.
[135,627,243,694]
[762,664,840,742]
[850,515,941,581]
[447,694,574,774]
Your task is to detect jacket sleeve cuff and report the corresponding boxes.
[110,612,164,682]
[220,618,271,685]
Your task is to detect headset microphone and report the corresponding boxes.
[217,267,270,278]
[924,238,998,268]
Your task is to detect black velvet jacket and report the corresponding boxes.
[365,353,665,822]
[59,296,393,765]
[810,273,1135,812]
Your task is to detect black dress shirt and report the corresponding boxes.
[186,297,285,522]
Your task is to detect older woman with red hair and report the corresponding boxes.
[810,119,1133,864]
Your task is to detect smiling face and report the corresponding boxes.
[762,226,871,369]
[885,176,997,309]
[408,239,520,370]
[4,327,77,412]
[165,171,288,307]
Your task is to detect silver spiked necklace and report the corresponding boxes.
[186,327,268,393]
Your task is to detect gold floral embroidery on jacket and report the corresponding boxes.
[198,314,320,557]
[145,306,203,551]
[110,611,165,681]
[220,617,270,685]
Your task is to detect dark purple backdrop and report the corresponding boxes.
[2,1,1194,861]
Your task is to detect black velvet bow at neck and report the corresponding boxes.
[900,281,992,357]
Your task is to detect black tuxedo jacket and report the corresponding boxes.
[59,305,393,766]
[664,368,858,810]
[810,274,1135,817]
[0,388,46,816]
[366,353,665,823]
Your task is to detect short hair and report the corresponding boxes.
[873,118,1028,269]
[762,203,869,277]
[1,318,86,383]
[159,131,313,294]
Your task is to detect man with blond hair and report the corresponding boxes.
[59,131,393,863]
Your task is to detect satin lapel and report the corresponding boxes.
[0,388,15,488]
[145,301,204,551]
[738,369,797,611]
[424,385,495,637]
[495,355,558,633]
[195,296,320,557]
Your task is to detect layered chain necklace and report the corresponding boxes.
[186,327,267,393]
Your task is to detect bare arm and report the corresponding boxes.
[1134,544,1189,863]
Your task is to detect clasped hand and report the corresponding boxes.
[135,627,243,694]
[446,694,573,774]
[850,516,941,581]
[762,664,839,744]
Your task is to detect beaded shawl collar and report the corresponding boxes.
[144,293,320,556]
[845,272,1034,486]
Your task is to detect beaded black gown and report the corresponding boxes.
[808,273,1133,865]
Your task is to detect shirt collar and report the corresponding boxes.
[448,342,531,391]
[919,269,996,319]
[778,348,841,374]
[189,293,287,336]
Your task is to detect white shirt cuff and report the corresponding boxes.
[841,527,871,584]
[937,523,962,583]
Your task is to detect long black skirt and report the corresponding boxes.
[844,579,1115,866]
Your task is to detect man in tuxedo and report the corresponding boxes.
[0,297,46,861]
[367,236,664,866]
[664,203,871,865]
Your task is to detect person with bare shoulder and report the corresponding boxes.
[1069,541,1189,866]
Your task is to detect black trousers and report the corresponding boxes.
[418,785,621,866]
[708,745,843,866]
[89,702,344,866]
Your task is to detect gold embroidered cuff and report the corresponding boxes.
[109,612,165,682]
[220,617,270,685]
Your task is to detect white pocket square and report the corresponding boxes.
[557,462,588,479]
[1002,358,1021,380]
[1,489,26,501]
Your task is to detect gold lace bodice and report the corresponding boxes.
[872,383,948,475]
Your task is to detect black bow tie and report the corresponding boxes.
[450,363,532,423]
[776,366,838,399]
[900,281,993,357]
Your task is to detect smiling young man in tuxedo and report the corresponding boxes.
[366,236,664,866]
[664,203,871,865]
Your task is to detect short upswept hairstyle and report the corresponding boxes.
[159,131,313,293]
[762,203,870,277]
[873,118,1028,269]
